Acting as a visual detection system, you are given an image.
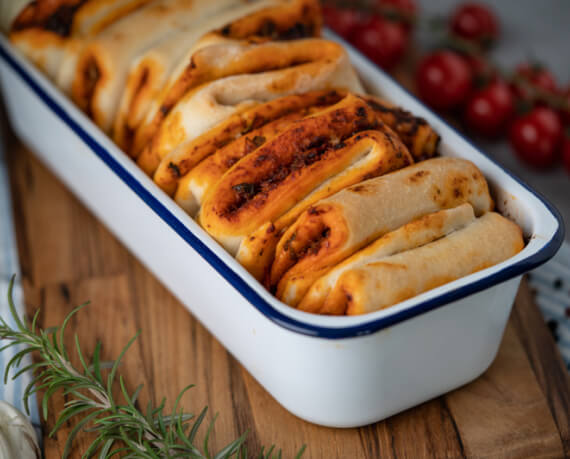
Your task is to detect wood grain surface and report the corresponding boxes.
[5,133,570,458]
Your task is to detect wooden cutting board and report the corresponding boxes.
[5,135,570,458]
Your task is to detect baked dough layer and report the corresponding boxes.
[298,204,476,312]
[325,211,523,315]
[270,157,493,303]
[199,94,384,253]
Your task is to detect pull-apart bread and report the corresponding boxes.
[137,37,361,176]
[8,0,524,315]
[130,0,324,157]
[9,0,154,83]
[269,157,501,306]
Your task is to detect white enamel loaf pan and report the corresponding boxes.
[0,32,564,428]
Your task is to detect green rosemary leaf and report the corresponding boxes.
[74,334,94,378]
[95,438,114,459]
[153,397,167,417]
[30,308,41,335]
[51,328,60,354]
[188,405,208,444]
[63,410,105,459]
[23,377,47,414]
[1,278,302,458]
[59,303,89,361]
[106,331,140,408]
[4,346,33,383]
[130,383,144,406]
[294,445,307,459]
[43,382,63,421]
[9,361,37,381]
[105,445,132,459]
[159,413,193,428]
[80,432,106,459]
[145,399,155,429]
[213,431,248,459]
[172,385,194,420]
[51,403,93,438]
[155,398,168,434]
[175,412,195,451]
[118,427,146,457]
[90,341,103,384]
[203,412,219,459]
[118,376,133,411]
[63,385,99,399]
[6,275,25,331]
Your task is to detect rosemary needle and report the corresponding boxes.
[0,276,305,459]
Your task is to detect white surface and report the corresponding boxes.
[0,33,562,427]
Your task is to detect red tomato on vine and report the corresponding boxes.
[350,16,409,70]
[509,107,563,168]
[464,80,513,137]
[450,3,499,47]
[416,51,473,110]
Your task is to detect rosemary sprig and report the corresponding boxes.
[0,276,305,459]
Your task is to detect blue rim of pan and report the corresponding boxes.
[0,40,564,339]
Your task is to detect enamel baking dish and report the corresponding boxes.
[0,33,564,428]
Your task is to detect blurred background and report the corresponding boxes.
[323,0,570,239]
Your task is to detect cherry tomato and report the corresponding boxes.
[464,80,513,137]
[562,136,570,174]
[509,107,562,168]
[322,6,362,39]
[416,51,472,110]
[450,3,499,46]
[531,106,563,140]
[350,16,408,70]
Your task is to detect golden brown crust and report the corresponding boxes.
[149,89,346,192]
[217,0,321,40]
[269,157,494,301]
[112,55,162,152]
[131,0,322,157]
[174,100,340,215]
[9,0,155,83]
[298,204,476,313]
[198,94,380,254]
[9,0,85,80]
[270,202,348,292]
[360,95,440,161]
[328,212,524,315]
[237,126,414,283]
[138,39,353,181]
[11,0,86,37]
[72,0,266,132]
[11,0,149,37]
